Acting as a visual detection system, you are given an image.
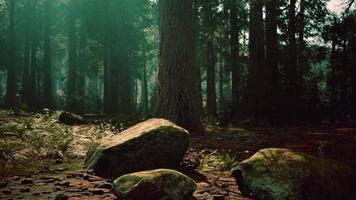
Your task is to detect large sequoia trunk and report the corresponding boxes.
[155,0,202,134]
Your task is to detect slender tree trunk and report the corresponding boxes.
[43,0,53,108]
[142,60,148,115]
[265,0,279,121]
[67,6,77,112]
[329,35,336,123]
[230,0,240,119]
[298,0,306,97]
[103,1,111,114]
[22,10,31,105]
[206,40,217,116]
[5,0,17,107]
[204,0,217,116]
[287,0,298,120]
[29,1,38,108]
[219,53,224,108]
[155,0,203,133]
[77,0,88,114]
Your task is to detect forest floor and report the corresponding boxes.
[0,110,355,200]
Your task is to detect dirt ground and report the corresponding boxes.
[1,111,355,199]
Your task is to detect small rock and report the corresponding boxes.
[55,181,70,187]
[0,181,8,188]
[12,176,20,181]
[83,175,91,180]
[58,112,85,125]
[33,192,41,196]
[2,189,12,195]
[53,187,62,192]
[91,189,105,195]
[21,178,34,185]
[20,187,30,193]
[98,182,112,189]
[55,159,63,164]
[55,193,69,200]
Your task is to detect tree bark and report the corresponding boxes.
[43,0,53,108]
[5,0,17,107]
[67,4,78,112]
[230,0,240,119]
[287,0,298,120]
[155,0,203,133]
[246,0,265,121]
[265,0,279,121]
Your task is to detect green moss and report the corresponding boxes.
[113,169,197,200]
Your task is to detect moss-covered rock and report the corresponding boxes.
[231,148,356,200]
[112,169,197,200]
[84,118,190,177]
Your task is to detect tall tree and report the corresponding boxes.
[77,0,89,114]
[43,0,53,108]
[5,0,17,107]
[156,0,202,133]
[29,1,39,108]
[67,2,78,111]
[286,0,298,119]
[265,0,279,120]
[230,0,240,118]
[246,0,265,121]
[203,0,217,116]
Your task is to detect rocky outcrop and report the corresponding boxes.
[85,118,190,177]
[232,148,355,200]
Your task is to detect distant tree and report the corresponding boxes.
[202,0,217,116]
[43,0,54,108]
[230,0,240,119]
[5,0,17,107]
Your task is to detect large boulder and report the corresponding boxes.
[231,148,355,200]
[113,169,197,200]
[318,141,356,171]
[84,118,190,177]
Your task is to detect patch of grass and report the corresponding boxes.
[197,149,239,172]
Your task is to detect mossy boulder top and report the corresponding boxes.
[113,169,197,200]
[84,118,190,178]
[232,148,356,200]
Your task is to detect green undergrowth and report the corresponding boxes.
[197,149,239,173]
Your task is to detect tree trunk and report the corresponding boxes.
[22,6,31,105]
[77,0,88,114]
[287,0,298,120]
[194,0,203,114]
[67,6,77,112]
[203,0,217,116]
[230,0,240,119]
[246,0,265,121]
[155,0,203,133]
[329,34,336,123]
[5,0,17,107]
[43,0,53,108]
[29,1,38,108]
[142,60,148,115]
[219,53,224,108]
[265,0,279,121]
